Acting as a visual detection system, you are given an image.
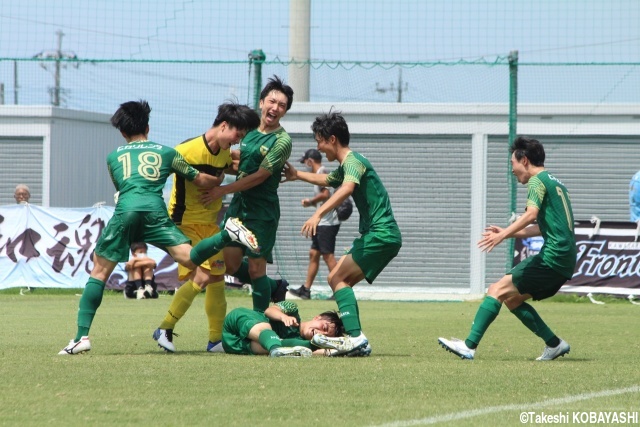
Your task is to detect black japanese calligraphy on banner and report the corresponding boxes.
[514,220,640,292]
[0,204,179,291]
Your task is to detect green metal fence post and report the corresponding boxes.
[507,50,519,272]
[248,49,265,111]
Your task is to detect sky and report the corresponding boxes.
[1,0,639,146]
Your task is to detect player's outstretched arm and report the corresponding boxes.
[282,162,328,186]
[478,207,539,253]
[200,168,271,205]
[301,182,354,238]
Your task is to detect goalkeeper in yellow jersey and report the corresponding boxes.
[153,102,260,353]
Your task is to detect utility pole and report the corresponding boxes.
[376,68,408,103]
[33,30,78,107]
[288,0,310,101]
[13,61,18,104]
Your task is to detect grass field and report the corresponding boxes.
[1,290,638,426]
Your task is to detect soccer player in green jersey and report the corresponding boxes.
[221,301,344,357]
[282,111,403,357]
[196,75,293,313]
[58,100,257,355]
[439,136,576,361]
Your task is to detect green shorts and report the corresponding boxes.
[348,229,402,284]
[224,197,278,262]
[221,308,268,355]
[95,211,190,263]
[510,254,569,301]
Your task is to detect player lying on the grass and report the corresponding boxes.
[58,100,258,356]
[218,301,344,357]
[438,136,576,361]
[282,111,402,357]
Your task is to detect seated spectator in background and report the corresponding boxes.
[630,171,640,222]
[14,184,30,204]
[124,242,158,299]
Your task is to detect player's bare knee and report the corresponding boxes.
[486,284,508,302]
[247,322,272,341]
[327,270,336,286]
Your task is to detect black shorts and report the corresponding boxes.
[311,224,340,254]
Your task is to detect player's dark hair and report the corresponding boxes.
[130,242,148,255]
[511,136,545,167]
[259,75,294,111]
[111,100,151,137]
[212,102,261,131]
[311,109,350,147]
[318,311,345,337]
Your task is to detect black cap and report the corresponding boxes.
[299,148,322,163]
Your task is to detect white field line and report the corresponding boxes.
[371,385,640,427]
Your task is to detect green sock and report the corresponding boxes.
[251,275,271,313]
[190,230,230,265]
[281,338,312,349]
[233,260,252,284]
[75,277,105,341]
[465,296,502,349]
[258,329,282,352]
[335,287,361,337]
[510,302,558,346]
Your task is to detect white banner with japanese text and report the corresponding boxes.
[0,204,180,290]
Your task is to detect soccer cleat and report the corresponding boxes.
[153,328,176,352]
[58,336,91,355]
[325,342,373,358]
[312,332,368,357]
[438,337,475,360]
[536,339,570,361]
[288,285,311,300]
[224,217,259,251]
[207,340,224,353]
[271,279,289,303]
[346,343,372,357]
[269,346,312,358]
[136,287,146,300]
[143,284,154,299]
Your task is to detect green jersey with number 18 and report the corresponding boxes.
[106,141,198,214]
[526,170,577,279]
